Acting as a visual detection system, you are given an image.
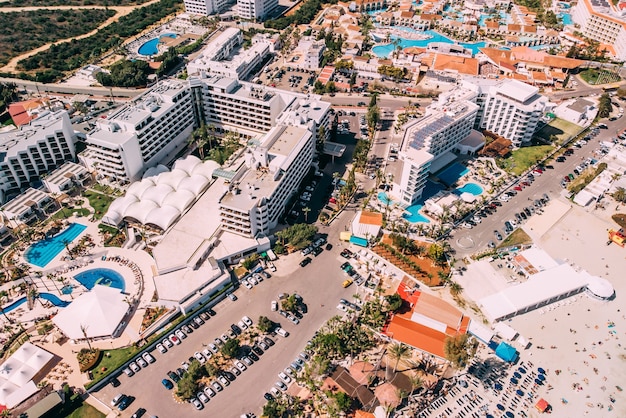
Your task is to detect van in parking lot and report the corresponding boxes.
[276,327,289,337]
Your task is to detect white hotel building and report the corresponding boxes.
[183,0,234,15]
[0,110,76,203]
[572,0,626,60]
[79,80,194,182]
[468,79,550,147]
[219,125,314,237]
[237,0,278,21]
[395,88,478,205]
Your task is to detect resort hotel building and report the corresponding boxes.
[187,28,273,81]
[183,0,234,15]
[0,110,76,203]
[391,79,550,205]
[236,0,279,21]
[572,0,626,60]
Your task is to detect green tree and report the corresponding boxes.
[275,223,318,249]
[257,316,274,333]
[282,294,298,313]
[388,342,411,372]
[96,59,150,87]
[176,375,199,400]
[613,187,626,204]
[598,93,613,118]
[366,105,381,130]
[221,338,240,358]
[443,334,472,368]
[384,293,403,312]
[449,281,463,297]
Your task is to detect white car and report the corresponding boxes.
[156,343,167,354]
[271,300,278,311]
[275,381,288,391]
[191,398,203,410]
[270,387,281,397]
[248,276,258,286]
[129,362,140,373]
[336,304,348,312]
[204,386,216,398]
[498,195,510,202]
[175,329,186,340]
[136,357,148,368]
[142,352,155,364]
[235,361,247,372]
[197,391,210,404]
[462,223,473,229]
[194,351,206,364]
[202,348,212,359]
[238,320,248,330]
[242,278,253,289]
[276,327,289,337]
[278,372,292,384]
[242,316,253,326]
[162,338,174,349]
[208,343,219,353]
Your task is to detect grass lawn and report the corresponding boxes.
[498,228,532,249]
[52,207,90,220]
[84,190,114,219]
[42,396,105,418]
[536,118,581,144]
[497,144,553,175]
[579,69,621,85]
[89,346,141,382]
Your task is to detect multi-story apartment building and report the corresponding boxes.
[469,79,549,147]
[395,89,478,205]
[0,110,76,203]
[572,0,626,60]
[237,0,278,21]
[183,0,234,15]
[187,28,271,81]
[219,125,314,237]
[79,80,194,182]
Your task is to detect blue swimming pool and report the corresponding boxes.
[378,192,393,206]
[558,13,572,25]
[138,33,176,56]
[436,163,470,187]
[403,204,430,223]
[74,268,125,292]
[1,293,70,313]
[372,30,487,58]
[24,223,87,268]
[456,182,483,196]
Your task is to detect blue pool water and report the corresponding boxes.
[559,2,571,8]
[24,223,87,268]
[61,285,74,295]
[1,293,70,313]
[74,268,125,292]
[378,192,393,206]
[455,182,484,196]
[559,13,572,25]
[138,33,177,56]
[436,163,470,187]
[403,204,429,223]
[372,30,487,58]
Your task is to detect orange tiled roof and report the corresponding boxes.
[359,211,383,226]
[8,100,43,127]
[485,20,500,29]
[384,315,450,358]
[411,291,463,330]
[432,54,479,75]
[420,13,442,21]
[508,24,521,32]
[480,46,584,70]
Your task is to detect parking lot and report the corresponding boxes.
[94,245,358,417]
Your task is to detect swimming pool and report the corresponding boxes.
[403,204,430,223]
[456,182,483,196]
[1,293,70,313]
[24,223,87,268]
[74,268,125,292]
[372,30,487,58]
[378,192,393,206]
[138,33,177,56]
[558,13,572,25]
[436,163,470,187]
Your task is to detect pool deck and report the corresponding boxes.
[1,214,159,392]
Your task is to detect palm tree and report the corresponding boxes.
[302,207,311,222]
[80,324,92,351]
[613,187,626,205]
[449,281,463,297]
[388,343,410,373]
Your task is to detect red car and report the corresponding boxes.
[521,181,530,187]
[563,176,570,183]
[514,186,523,191]
[534,168,543,174]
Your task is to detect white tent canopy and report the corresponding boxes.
[52,285,127,340]
[0,342,53,408]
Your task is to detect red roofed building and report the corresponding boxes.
[383,290,470,359]
[7,100,47,127]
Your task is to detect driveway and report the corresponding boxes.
[93,245,358,417]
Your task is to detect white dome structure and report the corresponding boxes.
[586,276,615,300]
[102,155,219,231]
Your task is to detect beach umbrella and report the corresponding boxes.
[514,372,522,379]
[535,378,543,385]
[506,412,515,418]
[518,367,527,374]
[497,404,505,411]
[538,374,546,381]
[538,367,546,374]
[494,383,503,391]
[516,389,524,396]
[510,377,519,385]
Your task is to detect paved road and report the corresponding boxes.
[449,114,626,258]
[321,93,431,111]
[94,239,358,417]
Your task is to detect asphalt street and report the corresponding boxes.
[449,112,626,258]
[94,238,358,417]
